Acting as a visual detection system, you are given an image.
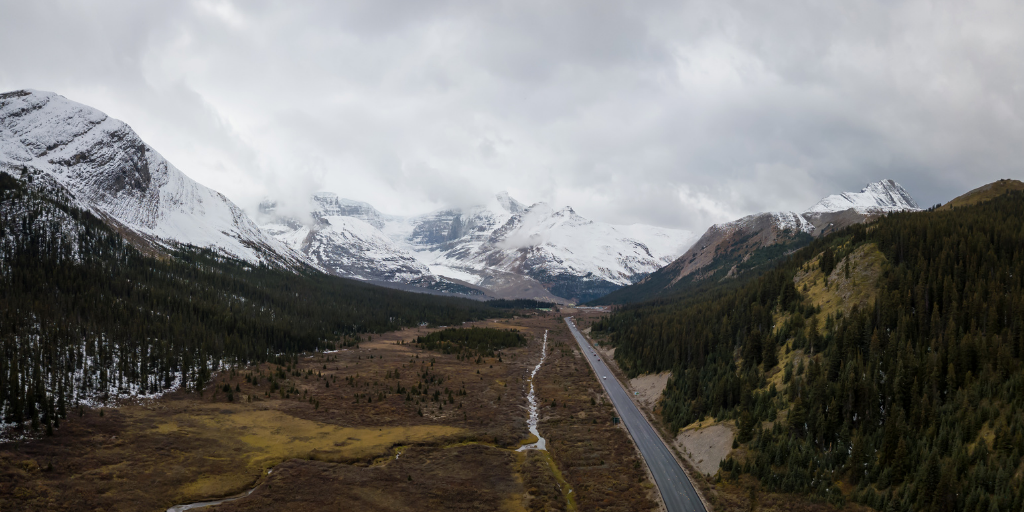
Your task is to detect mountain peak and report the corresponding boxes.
[804,179,920,215]
[495,190,524,214]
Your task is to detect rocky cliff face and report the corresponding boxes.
[662,180,921,285]
[0,89,307,268]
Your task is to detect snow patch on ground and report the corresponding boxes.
[428,264,483,285]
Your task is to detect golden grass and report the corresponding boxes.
[128,404,464,501]
[679,416,733,433]
[939,179,1024,210]
[969,424,997,454]
[537,449,578,511]
[2,314,656,511]
[794,243,886,323]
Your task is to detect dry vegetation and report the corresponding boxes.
[938,178,1024,210]
[792,243,885,322]
[519,315,659,511]
[0,313,660,511]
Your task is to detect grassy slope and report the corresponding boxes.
[938,178,1024,210]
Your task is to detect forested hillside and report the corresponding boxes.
[594,190,1024,511]
[591,230,812,305]
[0,171,496,434]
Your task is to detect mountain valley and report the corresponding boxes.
[6,87,1024,512]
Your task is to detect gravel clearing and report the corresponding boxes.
[674,423,735,477]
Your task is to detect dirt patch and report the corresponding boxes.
[675,423,735,477]
[628,372,670,409]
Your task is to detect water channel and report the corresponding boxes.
[516,329,548,452]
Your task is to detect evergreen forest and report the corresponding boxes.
[594,192,1024,511]
[415,326,527,358]
[485,299,557,309]
[0,172,497,433]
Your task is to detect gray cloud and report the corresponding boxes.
[2,0,1022,231]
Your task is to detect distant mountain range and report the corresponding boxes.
[1,90,697,303]
[257,191,697,303]
[2,89,930,304]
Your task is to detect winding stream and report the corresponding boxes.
[165,470,272,511]
[517,329,548,452]
[169,330,552,510]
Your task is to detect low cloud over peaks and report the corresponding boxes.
[2,0,1022,230]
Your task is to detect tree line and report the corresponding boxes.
[0,171,497,434]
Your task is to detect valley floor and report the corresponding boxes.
[0,313,657,512]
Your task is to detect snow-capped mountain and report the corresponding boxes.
[805,179,920,214]
[259,191,697,303]
[0,89,307,268]
[423,200,697,302]
[259,194,433,283]
[596,180,921,304]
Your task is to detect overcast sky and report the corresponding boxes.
[2,0,1022,232]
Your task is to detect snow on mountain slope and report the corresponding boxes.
[312,192,388,229]
[259,190,696,303]
[657,210,813,287]
[435,202,693,282]
[306,215,431,281]
[0,89,306,267]
[258,195,432,282]
[386,194,696,302]
[805,179,920,214]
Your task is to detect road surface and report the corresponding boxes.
[565,317,706,512]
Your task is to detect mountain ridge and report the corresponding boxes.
[259,191,698,303]
[938,178,1024,211]
[0,89,308,269]
[593,179,921,304]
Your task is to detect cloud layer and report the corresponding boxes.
[2,0,1022,231]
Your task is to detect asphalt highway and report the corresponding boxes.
[565,317,706,512]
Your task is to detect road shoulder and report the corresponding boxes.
[580,325,717,512]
